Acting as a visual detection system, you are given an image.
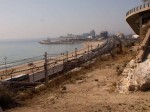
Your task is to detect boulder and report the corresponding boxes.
[118,59,150,93]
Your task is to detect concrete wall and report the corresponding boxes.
[126,2,150,35]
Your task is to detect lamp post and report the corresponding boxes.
[4,56,7,77]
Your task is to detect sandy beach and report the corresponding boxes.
[0,41,103,81]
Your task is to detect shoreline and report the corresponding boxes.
[0,40,103,81]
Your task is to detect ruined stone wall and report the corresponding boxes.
[118,29,150,94]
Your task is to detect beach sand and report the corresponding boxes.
[0,41,103,81]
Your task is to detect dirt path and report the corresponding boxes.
[7,52,150,112]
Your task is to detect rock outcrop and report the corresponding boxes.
[117,59,150,93]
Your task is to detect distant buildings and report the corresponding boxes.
[90,29,96,38]
[100,31,108,38]
[82,33,90,38]
[60,29,110,40]
[116,32,125,39]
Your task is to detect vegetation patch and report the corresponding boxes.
[0,85,18,109]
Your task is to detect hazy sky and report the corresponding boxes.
[0,0,142,39]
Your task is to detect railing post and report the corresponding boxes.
[62,53,64,64]
[88,45,90,53]
[98,44,100,54]
[32,65,36,82]
[4,56,7,78]
[44,52,48,85]
[75,48,77,59]
[62,53,65,72]
[53,63,55,74]
[66,51,68,61]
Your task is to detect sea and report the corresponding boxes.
[0,38,83,69]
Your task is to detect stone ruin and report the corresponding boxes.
[117,59,150,93]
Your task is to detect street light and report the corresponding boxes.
[4,56,7,77]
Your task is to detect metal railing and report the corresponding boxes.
[126,2,150,17]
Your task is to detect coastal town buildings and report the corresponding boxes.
[61,29,110,40]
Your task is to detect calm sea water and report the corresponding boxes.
[0,39,83,69]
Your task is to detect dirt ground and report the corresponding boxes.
[7,50,150,112]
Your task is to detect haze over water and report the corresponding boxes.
[0,0,142,40]
[0,38,83,66]
[0,0,142,69]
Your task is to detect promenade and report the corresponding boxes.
[0,40,105,82]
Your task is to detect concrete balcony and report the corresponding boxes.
[126,2,150,36]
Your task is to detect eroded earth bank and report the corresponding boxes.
[7,49,150,112]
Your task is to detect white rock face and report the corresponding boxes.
[117,59,150,93]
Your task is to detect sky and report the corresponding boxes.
[0,0,142,40]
